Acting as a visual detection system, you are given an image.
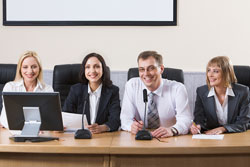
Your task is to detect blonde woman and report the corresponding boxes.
[0,51,53,128]
[190,56,250,135]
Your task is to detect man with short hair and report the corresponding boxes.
[120,51,192,138]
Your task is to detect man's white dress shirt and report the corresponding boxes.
[120,77,192,135]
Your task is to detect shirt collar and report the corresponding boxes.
[226,87,235,97]
[36,79,43,89]
[143,80,163,97]
[208,87,235,97]
[16,79,24,86]
[207,87,215,97]
[88,83,103,98]
[16,79,43,90]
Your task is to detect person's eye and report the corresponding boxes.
[94,65,100,69]
[139,68,145,73]
[214,70,219,73]
[148,66,156,71]
[31,65,38,69]
[85,66,90,69]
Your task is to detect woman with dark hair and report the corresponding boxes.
[63,53,121,133]
[190,56,250,135]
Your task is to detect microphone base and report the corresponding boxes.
[74,129,92,139]
[135,130,152,140]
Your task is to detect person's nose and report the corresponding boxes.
[27,67,33,73]
[90,67,96,73]
[144,69,150,75]
[207,71,213,77]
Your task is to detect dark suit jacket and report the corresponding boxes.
[63,83,121,132]
[194,83,250,133]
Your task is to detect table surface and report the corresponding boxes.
[110,130,250,154]
[1,127,250,155]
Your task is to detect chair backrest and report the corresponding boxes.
[53,64,82,108]
[53,64,110,108]
[0,64,17,112]
[127,67,184,84]
[233,65,250,90]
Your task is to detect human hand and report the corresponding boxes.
[0,123,6,129]
[190,124,201,134]
[131,121,143,134]
[87,123,108,134]
[52,126,67,133]
[205,127,226,135]
[151,127,173,138]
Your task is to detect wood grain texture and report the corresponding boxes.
[110,131,250,154]
[1,128,250,167]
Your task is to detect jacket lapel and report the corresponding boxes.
[95,87,112,123]
[227,91,239,123]
[85,97,91,125]
[81,85,91,125]
[204,91,219,125]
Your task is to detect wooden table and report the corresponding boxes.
[0,128,111,167]
[1,128,250,167]
[110,131,250,167]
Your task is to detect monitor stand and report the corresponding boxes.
[9,107,59,142]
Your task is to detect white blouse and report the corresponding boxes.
[0,79,53,128]
[207,87,235,125]
[88,84,102,124]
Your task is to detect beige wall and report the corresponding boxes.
[0,0,250,71]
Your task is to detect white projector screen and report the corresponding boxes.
[3,0,177,26]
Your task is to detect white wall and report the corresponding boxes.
[0,0,250,71]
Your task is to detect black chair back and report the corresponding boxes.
[127,67,184,84]
[233,65,250,90]
[53,64,82,108]
[0,64,17,112]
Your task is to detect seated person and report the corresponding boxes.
[0,51,53,128]
[63,53,121,133]
[190,56,250,135]
[120,51,192,138]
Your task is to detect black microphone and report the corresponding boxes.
[135,89,152,140]
[75,93,92,139]
[142,89,148,130]
[143,89,148,103]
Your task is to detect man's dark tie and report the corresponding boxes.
[147,92,160,129]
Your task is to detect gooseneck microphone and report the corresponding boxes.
[143,89,148,130]
[143,89,148,102]
[135,89,152,140]
[75,93,92,139]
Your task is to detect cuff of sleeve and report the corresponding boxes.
[106,125,111,132]
[172,125,186,135]
[121,120,133,132]
[171,127,179,136]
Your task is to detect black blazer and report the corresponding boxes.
[194,83,250,133]
[63,83,121,132]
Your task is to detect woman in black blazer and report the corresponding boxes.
[190,56,250,135]
[63,53,121,133]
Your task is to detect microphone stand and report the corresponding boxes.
[135,89,152,140]
[75,94,92,139]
